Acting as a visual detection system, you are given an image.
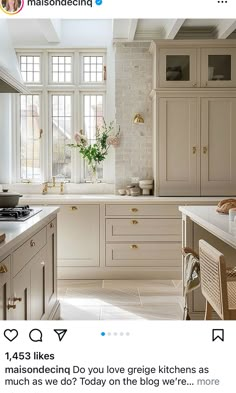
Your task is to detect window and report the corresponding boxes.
[20,55,40,83]
[82,55,104,83]
[20,95,41,181]
[16,50,107,183]
[51,94,72,178]
[83,94,104,180]
[51,55,72,83]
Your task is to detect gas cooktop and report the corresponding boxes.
[0,206,42,221]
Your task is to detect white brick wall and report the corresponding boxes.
[115,42,153,191]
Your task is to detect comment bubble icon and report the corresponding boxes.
[29,328,43,342]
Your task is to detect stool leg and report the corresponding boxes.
[205,300,213,320]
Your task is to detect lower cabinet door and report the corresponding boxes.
[0,256,11,320]
[12,265,30,320]
[30,247,47,320]
[46,219,57,317]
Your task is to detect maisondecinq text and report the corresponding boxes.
[27,0,93,6]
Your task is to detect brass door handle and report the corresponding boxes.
[0,264,8,273]
[203,146,208,154]
[30,240,36,247]
[50,222,54,228]
[131,220,138,225]
[130,208,138,213]
[192,146,197,154]
[130,244,138,249]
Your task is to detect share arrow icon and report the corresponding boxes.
[54,329,67,342]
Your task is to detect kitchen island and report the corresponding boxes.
[179,205,236,319]
[0,207,59,320]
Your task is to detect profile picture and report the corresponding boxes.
[0,0,23,14]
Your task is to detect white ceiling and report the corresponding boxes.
[6,19,236,47]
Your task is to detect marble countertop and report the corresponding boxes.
[0,206,59,259]
[20,194,223,205]
[179,205,236,249]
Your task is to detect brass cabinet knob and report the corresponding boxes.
[192,146,197,154]
[203,146,208,154]
[50,222,54,229]
[0,263,8,273]
[131,220,138,225]
[192,83,197,87]
[71,206,78,211]
[30,240,36,247]
[130,244,138,249]
[41,261,45,266]
[130,208,138,213]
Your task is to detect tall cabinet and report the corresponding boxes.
[150,40,236,196]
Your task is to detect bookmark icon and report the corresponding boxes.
[54,329,67,342]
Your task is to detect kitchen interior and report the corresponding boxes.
[1,18,236,321]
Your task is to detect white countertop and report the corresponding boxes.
[20,194,223,205]
[179,205,236,249]
[0,206,59,259]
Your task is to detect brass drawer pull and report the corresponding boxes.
[50,222,54,228]
[130,208,138,213]
[130,244,138,249]
[0,263,8,273]
[71,206,78,211]
[30,240,36,247]
[13,297,22,303]
[131,220,138,225]
[192,146,196,154]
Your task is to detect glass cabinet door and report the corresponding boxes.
[201,48,236,87]
[159,49,197,87]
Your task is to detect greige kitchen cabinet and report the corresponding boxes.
[157,95,236,196]
[57,205,100,271]
[201,97,236,195]
[159,48,197,88]
[201,47,236,88]
[0,217,59,320]
[0,256,10,320]
[158,97,199,196]
[151,40,236,196]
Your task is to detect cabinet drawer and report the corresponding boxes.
[106,204,180,217]
[13,227,47,277]
[0,255,10,286]
[106,218,181,242]
[106,243,181,267]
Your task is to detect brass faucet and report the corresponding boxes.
[42,177,64,195]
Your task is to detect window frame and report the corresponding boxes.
[48,52,74,86]
[17,52,43,86]
[15,48,110,184]
[79,52,106,86]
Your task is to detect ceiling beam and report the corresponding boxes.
[216,19,236,39]
[163,19,185,39]
[128,19,138,41]
[37,19,61,43]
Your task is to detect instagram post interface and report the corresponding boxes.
[0,1,236,392]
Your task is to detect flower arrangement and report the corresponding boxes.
[68,119,120,179]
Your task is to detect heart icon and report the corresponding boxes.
[4,329,18,342]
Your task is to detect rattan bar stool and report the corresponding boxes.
[199,239,236,320]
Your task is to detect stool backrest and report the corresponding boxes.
[199,239,229,320]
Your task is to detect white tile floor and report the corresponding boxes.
[58,280,184,320]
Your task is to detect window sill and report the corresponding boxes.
[10,182,115,195]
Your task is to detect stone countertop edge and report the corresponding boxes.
[20,194,225,205]
[0,206,59,260]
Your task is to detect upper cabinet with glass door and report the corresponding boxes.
[201,48,236,88]
[159,48,197,88]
